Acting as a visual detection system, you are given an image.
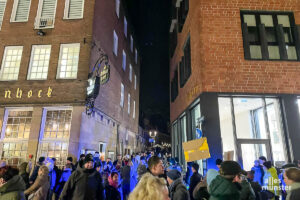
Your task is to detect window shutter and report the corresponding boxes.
[258,24,269,60]
[15,0,31,21]
[0,0,7,29]
[68,0,83,19]
[41,0,56,18]
[276,25,288,60]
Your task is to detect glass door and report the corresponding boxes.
[237,139,271,171]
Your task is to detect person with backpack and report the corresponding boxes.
[167,169,190,200]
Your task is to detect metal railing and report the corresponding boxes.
[35,17,54,29]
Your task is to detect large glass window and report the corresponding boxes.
[27,45,51,80]
[233,98,267,139]
[266,98,286,165]
[1,109,32,166]
[218,97,287,169]
[218,98,236,160]
[38,109,72,167]
[0,46,23,81]
[57,43,80,79]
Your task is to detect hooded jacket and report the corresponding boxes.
[59,161,104,200]
[169,178,190,200]
[0,175,26,200]
[208,175,255,200]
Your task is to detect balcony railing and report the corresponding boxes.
[35,17,54,29]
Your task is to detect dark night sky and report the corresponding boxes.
[126,0,171,133]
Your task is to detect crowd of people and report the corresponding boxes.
[0,151,299,200]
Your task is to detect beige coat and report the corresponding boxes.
[24,173,50,200]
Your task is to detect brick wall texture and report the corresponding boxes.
[170,0,300,122]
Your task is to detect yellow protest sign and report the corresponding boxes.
[182,137,211,162]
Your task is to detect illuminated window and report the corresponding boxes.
[0,109,32,166]
[128,93,131,114]
[134,75,137,90]
[130,35,133,52]
[124,17,127,37]
[129,64,132,82]
[135,48,138,64]
[122,50,126,71]
[38,108,72,167]
[115,0,120,18]
[27,45,51,80]
[113,30,118,56]
[120,83,124,107]
[0,46,23,81]
[133,100,136,119]
[57,43,80,79]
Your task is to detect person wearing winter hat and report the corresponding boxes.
[189,163,203,200]
[29,156,45,185]
[59,153,104,200]
[67,157,75,172]
[167,169,190,200]
[209,161,255,200]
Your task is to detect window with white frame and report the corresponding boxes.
[122,50,126,71]
[38,108,72,167]
[64,0,84,19]
[0,109,32,166]
[11,0,31,22]
[133,100,136,119]
[57,43,80,79]
[128,93,131,114]
[130,35,133,52]
[0,0,7,30]
[135,48,138,64]
[27,45,51,80]
[129,64,132,82]
[0,46,23,81]
[115,0,120,18]
[124,17,127,37]
[35,0,57,29]
[113,30,118,56]
[134,75,137,90]
[120,83,124,107]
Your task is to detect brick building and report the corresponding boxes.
[0,0,140,166]
[169,0,300,173]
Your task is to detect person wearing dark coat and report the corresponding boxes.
[75,154,85,169]
[66,157,75,172]
[192,177,210,200]
[29,157,45,185]
[19,162,30,189]
[209,161,255,200]
[167,169,190,200]
[189,163,202,200]
[0,166,26,200]
[105,172,121,200]
[121,160,131,200]
[59,154,104,200]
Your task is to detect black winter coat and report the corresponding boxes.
[189,172,202,200]
[104,184,121,200]
[59,162,104,200]
[169,178,190,200]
